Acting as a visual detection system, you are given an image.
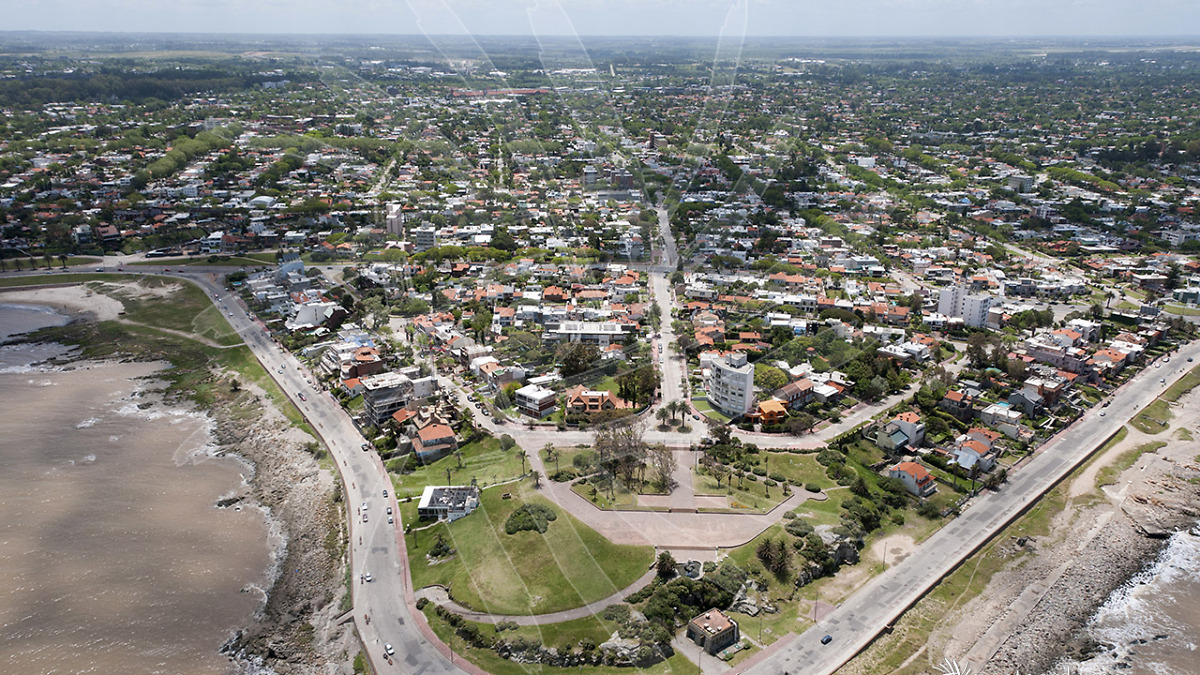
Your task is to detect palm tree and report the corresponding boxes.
[530,470,541,488]
[656,407,670,428]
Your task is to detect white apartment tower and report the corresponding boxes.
[937,285,993,328]
[706,352,755,417]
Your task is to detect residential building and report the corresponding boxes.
[417,485,480,522]
[773,378,814,410]
[413,423,457,463]
[888,461,937,497]
[686,609,740,656]
[360,371,439,427]
[564,386,631,415]
[937,285,993,328]
[514,384,558,418]
[706,352,755,418]
[413,225,438,252]
[542,321,637,347]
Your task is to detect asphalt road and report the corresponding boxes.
[739,340,1200,675]
[177,273,466,675]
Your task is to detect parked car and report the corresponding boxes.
[384,643,394,656]
[362,443,371,451]
[298,392,307,401]
[821,635,833,645]
[363,572,373,582]
[382,489,388,498]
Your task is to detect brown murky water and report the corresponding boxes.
[0,304,277,674]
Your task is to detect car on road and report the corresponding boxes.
[1099,411,1106,416]
[362,513,368,522]
[382,489,388,498]
[361,443,371,451]
[492,417,502,424]
[298,392,307,401]
[821,635,833,645]
[387,516,393,524]
[1161,377,1166,383]
[363,572,373,582]
[386,506,392,515]
[384,643,395,656]
[692,413,700,420]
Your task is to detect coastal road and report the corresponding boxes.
[177,273,469,675]
[738,342,1200,675]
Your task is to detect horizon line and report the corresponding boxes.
[2,29,1200,41]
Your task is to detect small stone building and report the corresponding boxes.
[686,608,739,655]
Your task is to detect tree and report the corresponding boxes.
[500,434,516,451]
[754,364,788,393]
[593,419,649,493]
[530,470,541,488]
[656,551,677,579]
[649,443,677,491]
[656,407,671,428]
[966,332,993,368]
[557,342,599,377]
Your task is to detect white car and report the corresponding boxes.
[384,643,395,656]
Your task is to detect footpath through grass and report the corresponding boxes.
[420,604,700,675]
[406,484,653,616]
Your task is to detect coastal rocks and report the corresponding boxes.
[730,580,777,617]
[980,448,1200,675]
[214,386,346,675]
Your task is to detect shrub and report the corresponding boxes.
[602,603,632,623]
[804,482,822,493]
[769,472,786,483]
[505,503,558,534]
[415,597,429,610]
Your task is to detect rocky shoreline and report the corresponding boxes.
[209,379,353,675]
[975,439,1200,675]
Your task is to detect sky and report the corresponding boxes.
[3,0,1200,37]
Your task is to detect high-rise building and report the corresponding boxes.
[937,285,993,328]
[706,352,755,417]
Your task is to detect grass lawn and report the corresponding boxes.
[1132,399,1172,434]
[1163,304,1200,316]
[570,480,640,509]
[693,467,789,512]
[406,485,653,615]
[130,255,270,267]
[590,375,619,394]
[420,604,699,675]
[1164,364,1200,402]
[692,398,731,423]
[390,436,526,500]
[763,453,835,490]
[0,272,112,287]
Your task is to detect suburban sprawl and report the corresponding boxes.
[4,34,1200,675]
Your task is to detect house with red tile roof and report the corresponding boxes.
[888,461,937,497]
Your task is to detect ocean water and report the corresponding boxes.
[1052,528,1200,675]
[0,303,278,674]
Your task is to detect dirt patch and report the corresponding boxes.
[869,534,916,567]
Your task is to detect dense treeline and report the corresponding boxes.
[0,69,302,107]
